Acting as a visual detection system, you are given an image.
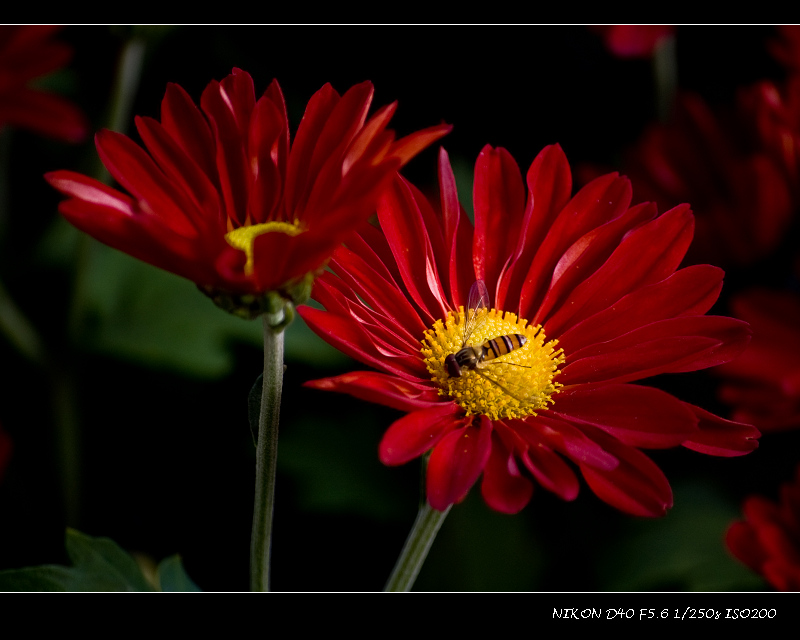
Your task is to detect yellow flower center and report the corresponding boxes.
[422,307,565,421]
[225,221,303,275]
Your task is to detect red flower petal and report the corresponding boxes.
[534,201,656,330]
[437,148,477,309]
[95,129,204,237]
[530,415,619,471]
[426,416,492,510]
[389,123,454,167]
[680,402,760,456]
[247,95,288,224]
[200,79,252,227]
[379,402,466,466]
[134,116,221,230]
[558,264,724,354]
[481,432,534,514]
[160,82,218,187]
[525,449,580,501]
[473,145,526,299]
[299,304,424,380]
[576,425,673,517]
[561,316,751,385]
[282,83,340,219]
[378,177,449,322]
[330,247,428,341]
[0,87,88,143]
[542,204,694,334]
[304,371,441,412]
[552,384,699,448]
[520,172,632,322]
[497,144,573,310]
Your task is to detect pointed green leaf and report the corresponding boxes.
[0,529,156,592]
[157,555,201,592]
[0,566,76,592]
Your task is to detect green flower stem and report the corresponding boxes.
[250,310,286,592]
[653,34,678,122]
[71,33,147,338]
[384,501,451,592]
[0,279,47,367]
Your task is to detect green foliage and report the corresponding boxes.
[415,490,544,591]
[597,479,767,591]
[38,221,346,378]
[157,554,201,592]
[0,529,199,592]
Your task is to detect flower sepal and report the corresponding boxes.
[198,272,311,328]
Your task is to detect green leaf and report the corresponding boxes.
[0,529,156,592]
[0,566,77,592]
[277,408,412,521]
[37,221,347,378]
[80,244,263,378]
[157,555,201,592]
[597,479,767,591]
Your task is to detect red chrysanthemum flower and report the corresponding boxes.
[717,289,800,432]
[45,68,450,316]
[0,25,88,143]
[726,465,800,591]
[591,25,674,59]
[299,144,759,516]
[621,91,795,267]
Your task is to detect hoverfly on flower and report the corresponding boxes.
[422,279,564,422]
[301,144,759,516]
[444,280,528,378]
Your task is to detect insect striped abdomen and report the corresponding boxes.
[483,334,527,361]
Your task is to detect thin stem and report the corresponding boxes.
[384,501,451,592]
[70,34,147,339]
[0,279,47,367]
[250,311,285,592]
[653,34,678,123]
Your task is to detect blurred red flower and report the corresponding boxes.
[717,289,800,432]
[621,91,795,267]
[592,25,674,59]
[742,78,800,194]
[45,68,450,315]
[300,145,758,516]
[0,25,88,143]
[769,25,800,72]
[727,465,800,591]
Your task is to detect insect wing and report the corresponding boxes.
[462,280,490,347]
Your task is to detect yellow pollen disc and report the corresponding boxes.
[225,220,303,276]
[422,307,565,421]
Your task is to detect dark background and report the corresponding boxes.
[0,25,795,591]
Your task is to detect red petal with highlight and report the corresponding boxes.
[542,204,695,334]
[426,417,493,510]
[481,432,534,514]
[473,145,526,299]
[379,402,466,466]
[681,402,760,456]
[576,425,674,517]
[558,264,724,354]
[553,384,699,448]
[561,316,752,385]
[304,371,441,412]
